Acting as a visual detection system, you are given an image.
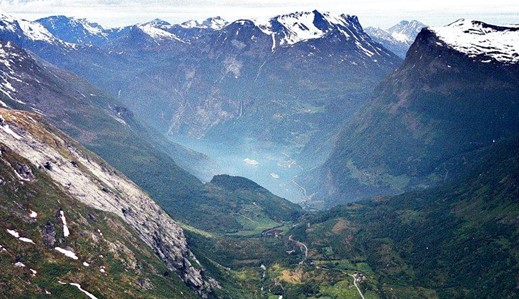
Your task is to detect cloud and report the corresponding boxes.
[0,0,517,28]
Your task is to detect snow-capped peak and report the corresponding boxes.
[431,19,519,64]
[144,18,171,27]
[387,20,425,43]
[0,14,59,43]
[180,16,228,30]
[202,17,228,30]
[39,16,106,36]
[255,10,360,46]
[137,23,184,43]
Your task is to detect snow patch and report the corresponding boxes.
[83,261,90,267]
[29,210,37,218]
[55,247,78,260]
[138,24,184,43]
[18,20,56,42]
[14,261,26,268]
[59,282,98,299]
[7,229,19,238]
[59,210,70,237]
[18,237,35,244]
[1,124,22,140]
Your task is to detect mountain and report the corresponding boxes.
[0,109,216,297]
[307,19,519,208]
[180,17,228,30]
[167,17,228,42]
[0,13,71,51]
[289,136,519,298]
[110,21,186,50]
[170,10,400,138]
[35,15,120,47]
[366,20,426,57]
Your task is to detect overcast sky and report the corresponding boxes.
[0,0,517,28]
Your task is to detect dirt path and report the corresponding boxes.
[349,274,365,299]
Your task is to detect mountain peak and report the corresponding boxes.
[430,19,519,64]
[180,16,227,29]
[387,19,426,42]
[143,18,171,27]
[255,10,362,46]
[136,22,183,43]
[0,14,60,44]
[201,16,228,29]
[35,15,109,45]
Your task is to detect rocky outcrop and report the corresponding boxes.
[0,109,216,297]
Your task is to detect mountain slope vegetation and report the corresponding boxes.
[308,20,519,207]
[291,136,519,298]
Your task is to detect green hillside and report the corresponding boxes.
[291,136,519,298]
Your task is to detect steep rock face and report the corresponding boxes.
[307,20,519,208]
[0,145,199,298]
[0,109,215,296]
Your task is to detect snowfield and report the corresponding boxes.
[432,19,519,64]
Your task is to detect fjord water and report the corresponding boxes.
[170,135,306,203]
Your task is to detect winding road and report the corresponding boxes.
[288,235,308,265]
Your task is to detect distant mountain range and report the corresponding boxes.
[1,11,402,175]
[365,20,426,57]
